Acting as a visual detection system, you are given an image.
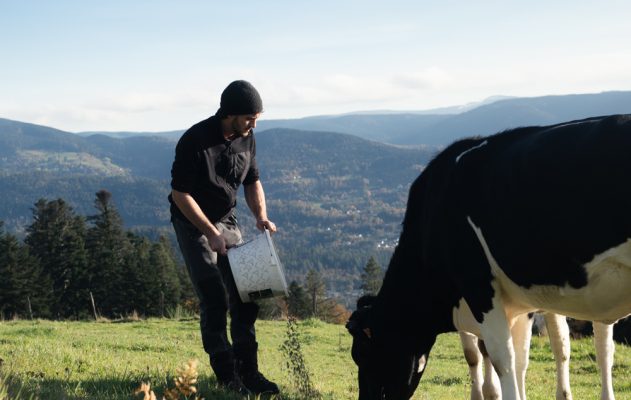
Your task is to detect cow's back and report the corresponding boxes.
[446,114,631,321]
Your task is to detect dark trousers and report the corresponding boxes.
[172,215,259,359]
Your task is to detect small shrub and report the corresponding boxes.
[279,317,321,399]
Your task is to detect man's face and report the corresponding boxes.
[230,113,260,137]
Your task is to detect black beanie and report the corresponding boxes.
[217,80,263,116]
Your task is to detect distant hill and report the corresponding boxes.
[76,129,184,139]
[70,91,631,146]
[0,118,175,179]
[257,113,452,144]
[258,91,631,145]
[69,96,511,142]
[402,91,631,145]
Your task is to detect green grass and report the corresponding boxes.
[1,318,630,399]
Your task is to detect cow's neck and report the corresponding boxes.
[374,238,458,350]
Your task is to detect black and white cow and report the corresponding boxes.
[353,299,615,400]
[347,115,631,400]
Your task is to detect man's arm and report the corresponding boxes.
[171,189,228,254]
[244,180,276,233]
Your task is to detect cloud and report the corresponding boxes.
[83,90,209,114]
[263,74,406,108]
[391,68,453,90]
[255,69,460,118]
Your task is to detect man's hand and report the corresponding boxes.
[172,190,228,254]
[256,219,277,233]
[207,233,228,255]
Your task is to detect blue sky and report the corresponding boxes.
[2,1,630,132]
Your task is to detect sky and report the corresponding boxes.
[2,0,631,132]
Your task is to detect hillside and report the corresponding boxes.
[252,129,434,296]
[0,119,436,300]
[0,118,174,179]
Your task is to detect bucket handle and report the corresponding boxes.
[228,228,271,251]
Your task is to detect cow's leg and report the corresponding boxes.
[465,217,520,399]
[543,313,573,400]
[460,331,485,400]
[477,339,501,400]
[479,304,520,400]
[511,313,533,400]
[453,299,501,399]
[593,322,615,400]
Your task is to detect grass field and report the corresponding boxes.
[1,317,631,399]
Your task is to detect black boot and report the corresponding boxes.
[235,344,280,395]
[241,370,280,395]
[209,351,251,396]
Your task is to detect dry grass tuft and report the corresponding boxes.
[164,359,200,400]
[135,359,203,400]
[134,382,158,400]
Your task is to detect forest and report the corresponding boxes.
[0,192,190,320]
[0,191,386,321]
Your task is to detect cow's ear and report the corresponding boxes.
[363,328,372,339]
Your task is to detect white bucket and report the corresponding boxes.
[227,229,289,303]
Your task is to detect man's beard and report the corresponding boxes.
[231,120,252,137]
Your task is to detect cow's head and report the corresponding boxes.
[346,295,430,400]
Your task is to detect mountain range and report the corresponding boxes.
[2,90,630,300]
[76,91,631,146]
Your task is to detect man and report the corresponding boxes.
[169,80,279,395]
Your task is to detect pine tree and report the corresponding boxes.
[0,222,51,319]
[123,232,154,316]
[287,280,311,319]
[149,236,182,317]
[304,269,326,317]
[177,262,196,311]
[256,297,287,320]
[86,190,131,318]
[24,199,90,319]
[360,256,383,296]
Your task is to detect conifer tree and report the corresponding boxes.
[176,262,196,309]
[158,236,196,311]
[360,256,383,296]
[287,280,311,319]
[0,222,51,319]
[24,199,90,319]
[86,190,131,317]
[123,232,155,315]
[149,236,182,316]
[304,269,326,317]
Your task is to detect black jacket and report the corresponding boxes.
[169,115,259,224]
